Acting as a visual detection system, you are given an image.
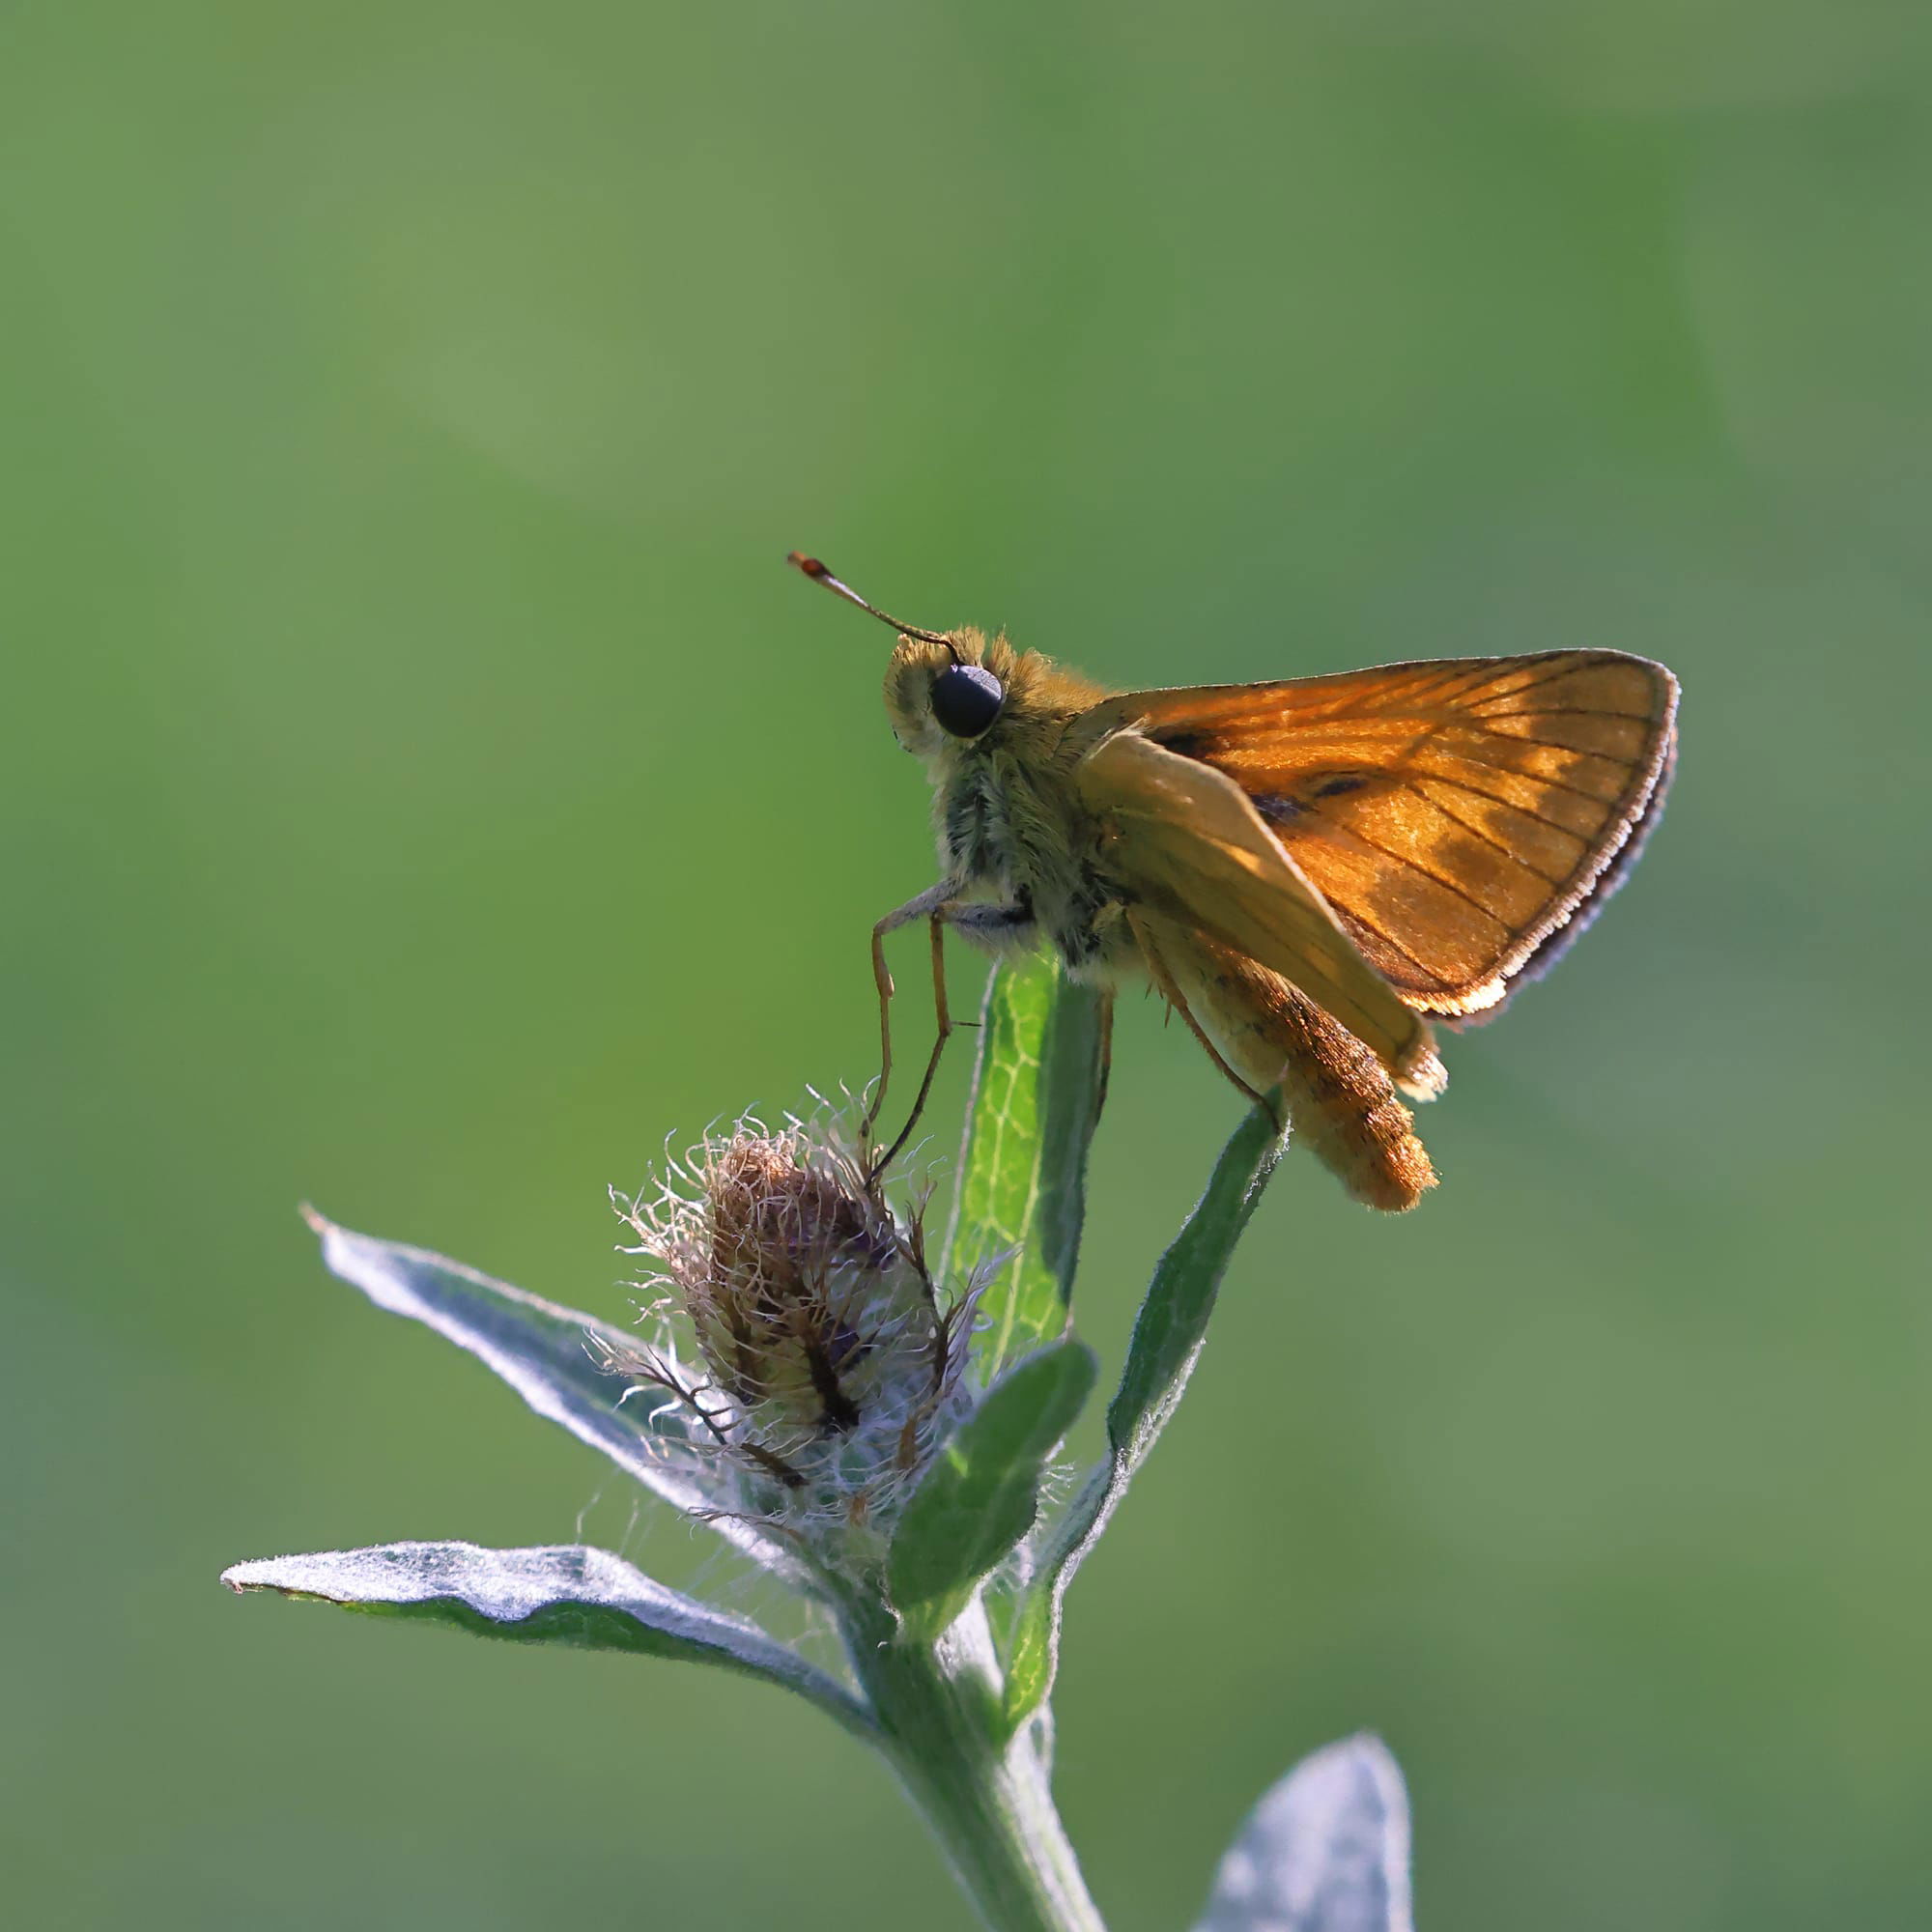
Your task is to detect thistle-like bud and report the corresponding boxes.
[606,1111,980,1571]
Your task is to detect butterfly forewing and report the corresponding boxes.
[1092,651,1678,1018]
[1071,729,1444,1096]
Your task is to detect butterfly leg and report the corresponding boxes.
[1136,913,1435,1211]
[869,895,1037,1179]
[1127,911,1277,1121]
[867,913,956,1180]
[1093,986,1116,1121]
[865,879,967,1149]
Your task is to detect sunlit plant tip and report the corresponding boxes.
[603,1110,988,1573]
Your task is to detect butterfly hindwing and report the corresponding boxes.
[1089,651,1678,1019]
[1070,727,1445,1096]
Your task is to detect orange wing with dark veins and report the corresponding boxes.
[1087,651,1679,1019]
[1071,728,1444,1098]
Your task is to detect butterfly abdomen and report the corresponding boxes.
[1259,974,1438,1212]
[1132,914,1437,1212]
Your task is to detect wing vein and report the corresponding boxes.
[1329,900,1456,984]
[1336,826,1518,928]
[1464,706,1653,723]
[1418,762,1627,809]
[1389,778,1569,884]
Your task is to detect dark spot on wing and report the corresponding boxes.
[1254,776,1370,823]
[1252,794,1307,825]
[1153,729,1221,761]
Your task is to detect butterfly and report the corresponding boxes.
[790,554,1679,1209]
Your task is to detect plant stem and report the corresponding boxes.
[846,1599,1107,1932]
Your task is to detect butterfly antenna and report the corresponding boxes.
[786,552,959,658]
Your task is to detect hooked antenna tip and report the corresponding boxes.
[783,550,959,657]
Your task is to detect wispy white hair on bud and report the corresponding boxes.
[602,1103,981,1576]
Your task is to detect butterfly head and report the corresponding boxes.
[787,551,1012,757]
[928,659,1006,739]
[881,627,1019,757]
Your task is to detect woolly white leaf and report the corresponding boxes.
[1195,1733,1414,1932]
[223,1541,873,1739]
[304,1211,800,1579]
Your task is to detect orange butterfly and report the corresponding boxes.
[791,554,1679,1209]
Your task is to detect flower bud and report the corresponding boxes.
[607,1112,980,1568]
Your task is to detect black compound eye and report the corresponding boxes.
[929,663,1006,738]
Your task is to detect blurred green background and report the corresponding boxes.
[5,2,1928,1926]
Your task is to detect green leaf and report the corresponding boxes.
[221,1542,874,1741]
[888,1340,1097,1640]
[301,1210,800,1579]
[1194,1733,1413,1932]
[944,962,1106,1383]
[999,1105,1285,1731]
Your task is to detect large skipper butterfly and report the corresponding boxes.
[790,554,1677,1209]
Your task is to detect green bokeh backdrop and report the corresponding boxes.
[5,4,1928,1927]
